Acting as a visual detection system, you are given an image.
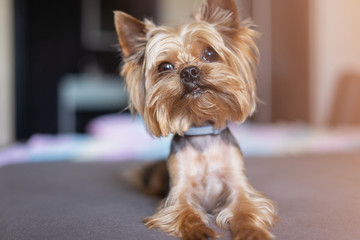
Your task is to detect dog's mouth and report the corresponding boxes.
[191,86,203,97]
[184,82,204,97]
[188,86,204,97]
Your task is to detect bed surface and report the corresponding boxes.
[0,154,359,240]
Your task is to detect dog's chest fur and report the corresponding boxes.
[170,129,244,212]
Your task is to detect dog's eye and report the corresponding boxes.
[202,47,218,62]
[158,62,174,72]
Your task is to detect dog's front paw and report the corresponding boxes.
[232,227,273,240]
[143,206,216,240]
[181,224,216,240]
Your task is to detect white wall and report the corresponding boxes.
[0,0,14,146]
[310,0,360,125]
[157,0,200,25]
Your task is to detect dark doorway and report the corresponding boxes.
[14,0,157,140]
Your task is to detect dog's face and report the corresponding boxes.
[114,0,258,137]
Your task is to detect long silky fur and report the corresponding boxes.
[120,3,258,137]
[114,0,277,239]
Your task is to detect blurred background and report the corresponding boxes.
[1,0,360,164]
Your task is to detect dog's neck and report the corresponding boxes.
[183,124,227,136]
[171,125,238,154]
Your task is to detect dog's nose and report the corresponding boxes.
[180,66,200,82]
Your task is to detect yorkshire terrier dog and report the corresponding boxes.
[114,0,277,239]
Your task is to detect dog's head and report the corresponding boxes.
[114,0,258,137]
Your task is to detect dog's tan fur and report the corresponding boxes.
[114,0,277,239]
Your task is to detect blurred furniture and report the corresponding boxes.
[58,74,128,133]
[271,0,310,122]
[329,74,360,126]
[1,154,360,240]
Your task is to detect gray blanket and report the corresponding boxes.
[0,154,359,240]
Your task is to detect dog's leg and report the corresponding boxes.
[226,188,276,240]
[215,149,277,240]
[143,152,216,240]
[217,184,276,240]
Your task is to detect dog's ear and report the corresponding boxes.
[114,11,148,116]
[196,0,239,34]
[196,0,238,23]
[114,11,147,57]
